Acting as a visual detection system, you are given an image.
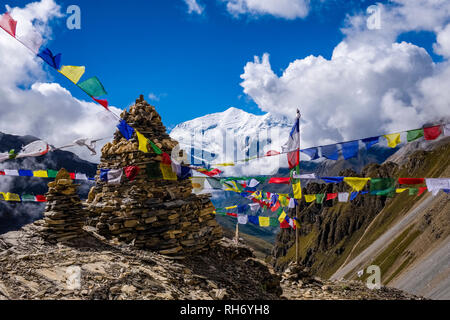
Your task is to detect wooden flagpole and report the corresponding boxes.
[295,109,301,265]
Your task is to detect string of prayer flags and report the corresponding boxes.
[384,133,401,148]
[344,177,371,192]
[38,48,61,70]
[136,130,149,153]
[78,77,107,97]
[341,140,360,160]
[0,12,17,38]
[321,144,339,160]
[117,120,135,140]
[407,129,424,142]
[100,168,123,184]
[59,65,85,84]
[398,178,425,185]
[362,137,379,150]
[423,125,442,141]
[425,178,450,196]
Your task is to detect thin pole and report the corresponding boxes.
[235,222,239,245]
[295,109,301,265]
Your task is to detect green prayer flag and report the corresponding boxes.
[316,194,325,204]
[409,188,418,196]
[47,170,58,178]
[269,217,279,227]
[146,163,162,179]
[370,178,396,196]
[407,129,424,142]
[21,194,35,202]
[149,141,162,155]
[78,77,107,97]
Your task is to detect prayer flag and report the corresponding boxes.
[226,212,237,218]
[423,125,442,141]
[321,144,339,160]
[301,147,319,160]
[350,192,359,201]
[21,194,35,202]
[75,173,88,180]
[321,177,344,183]
[150,141,162,154]
[271,201,281,212]
[124,166,140,181]
[292,180,302,199]
[407,129,424,142]
[160,163,177,181]
[5,193,20,202]
[78,77,107,97]
[282,113,300,169]
[18,170,33,177]
[408,188,418,196]
[384,133,401,148]
[268,177,291,184]
[425,178,450,196]
[280,219,291,229]
[248,216,259,225]
[47,170,58,178]
[59,66,85,84]
[398,178,425,185]
[70,173,76,180]
[338,192,350,202]
[444,124,450,137]
[362,136,379,150]
[266,150,280,156]
[344,177,370,192]
[341,141,359,160]
[293,173,317,179]
[0,13,17,38]
[3,169,19,176]
[117,120,135,140]
[370,178,396,196]
[316,194,325,204]
[278,211,287,223]
[259,217,270,227]
[238,214,248,225]
[136,130,149,153]
[326,193,338,200]
[288,198,297,208]
[396,188,408,193]
[305,195,316,203]
[92,97,109,110]
[33,170,48,178]
[270,217,279,227]
[100,168,123,184]
[418,187,428,196]
[35,195,46,202]
[161,153,172,165]
[37,48,61,70]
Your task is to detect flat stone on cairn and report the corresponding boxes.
[38,168,86,242]
[87,95,223,256]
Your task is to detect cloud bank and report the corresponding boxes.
[223,0,312,19]
[239,0,450,149]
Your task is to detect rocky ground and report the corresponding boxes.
[0,223,422,300]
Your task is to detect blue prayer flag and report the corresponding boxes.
[350,192,359,201]
[362,136,379,150]
[117,120,135,140]
[100,169,110,182]
[321,144,339,160]
[37,48,61,70]
[301,147,319,160]
[248,216,259,225]
[321,177,344,183]
[18,170,33,177]
[341,141,359,160]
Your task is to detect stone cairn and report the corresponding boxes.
[86,95,223,256]
[39,169,86,242]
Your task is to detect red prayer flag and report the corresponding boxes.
[226,212,238,218]
[0,13,17,38]
[69,172,76,180]
[271,201,281,212]
[161,152,172,165]
[418,187,428,196]
[0,171,4,175]
[326,193,338,201]
[398,178,425,185]
[92,97,109,110]
[280,219,290,229]
[287,150,300,169]
[35,195,47,202]
[266,150,280,156]
[268,177,291,184]
[423,125,442,141]
[125,166,140,181]
[197,168,222,177]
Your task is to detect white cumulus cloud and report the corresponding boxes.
[184,0,204,15]
[239,0,450,149]
[223,0,311,19]
[0,0,121,163]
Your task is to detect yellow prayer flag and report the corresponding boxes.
[216,163,235,167]
[384,133,401,148]
[396,188,408,193]
[304,195,316,203]
[5,193,21,202]
[160,163,177,181]
[225,205,237,210]
[33,170,48,178]
[259,217,270,227]
[344,177,371,192]
[58,65,86,84]
[278,211,287,223]
[136,130,149,153]
[292,181,302,199]
[294,220,300,229]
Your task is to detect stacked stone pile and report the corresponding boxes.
[87,95,223,255]
[38,169,86,242]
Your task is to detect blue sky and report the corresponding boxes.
[8,0,414,128]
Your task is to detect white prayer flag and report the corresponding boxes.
[338,192,350,203]
[425,178,450,196]
[3,169,19,176]
[237,215,248,225]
